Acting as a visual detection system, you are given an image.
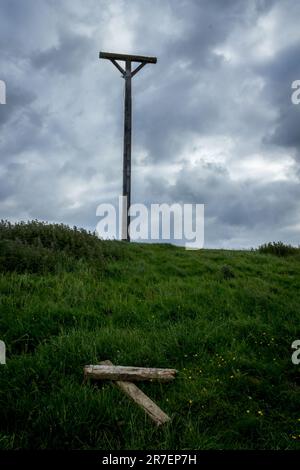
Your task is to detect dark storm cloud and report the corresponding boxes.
[0,0,300,247]
[133,0,277,162]
[0,85,36,126]
[142,159,300,248]
[255,42,300,153]
[31,29,93,74]
[152,160,297,227]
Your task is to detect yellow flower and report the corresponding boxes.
[258,410,264,416]
[246,410,250,414]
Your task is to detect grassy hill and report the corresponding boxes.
[0,221,299,450]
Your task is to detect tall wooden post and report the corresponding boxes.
[123,60,132,241]
[99,52,157,241]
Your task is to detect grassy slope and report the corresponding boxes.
[0,233,300,449]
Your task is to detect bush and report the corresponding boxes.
[0,239,73,274]
[258,241,299,257]
[0,220,126,274]
[220,264,235,280]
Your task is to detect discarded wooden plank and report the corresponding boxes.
[99,361,171,426]
[0,340,5,365]
[114,377,171,426]
[84,364,177,383]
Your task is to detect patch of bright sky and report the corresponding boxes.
[213,1,300,66]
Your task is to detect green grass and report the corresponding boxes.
[0,221,300,449]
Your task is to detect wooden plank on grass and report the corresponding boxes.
[84,364,177,382]
[99,361,171,426]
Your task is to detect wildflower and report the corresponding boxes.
[230,375,234,379]
[188,399,193,405]
[258,410,264,416]
[246,410,250,414]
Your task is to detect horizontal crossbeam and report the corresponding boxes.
[100,51,157,64]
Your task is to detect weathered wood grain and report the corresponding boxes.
[84,364,177,382]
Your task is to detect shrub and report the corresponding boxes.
[258,241,299,257]
[220,264,235,280]
[0,220,126,274]
[0,239,74,274]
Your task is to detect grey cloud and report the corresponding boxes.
[255,42,300,153]
[0,86,36,126]
[133,0,277,163]
[142,160,300,248]
[31,29,93,75]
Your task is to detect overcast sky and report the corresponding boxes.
[1,0,300,248]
